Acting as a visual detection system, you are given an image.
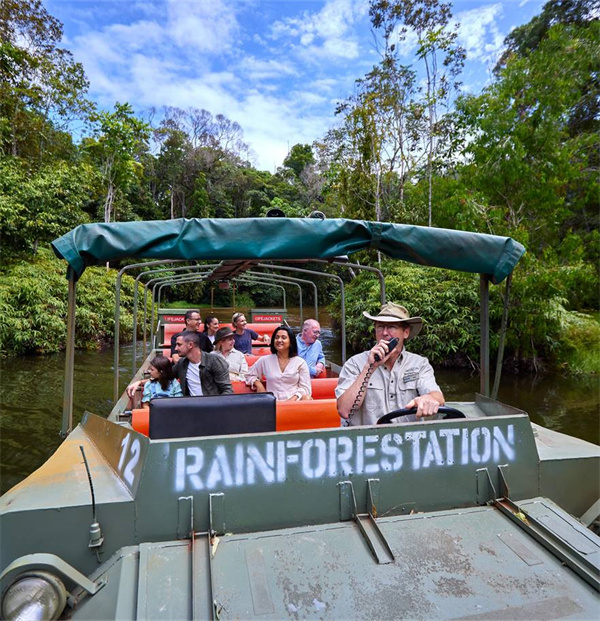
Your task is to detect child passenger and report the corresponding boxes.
[141,355,183,408]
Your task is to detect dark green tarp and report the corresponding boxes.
[51,218,525,284]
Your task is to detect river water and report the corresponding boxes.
[1,308,598,495]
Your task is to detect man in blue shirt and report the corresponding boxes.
[296,319,325,377]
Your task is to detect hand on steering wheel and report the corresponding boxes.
[377,406,465,424]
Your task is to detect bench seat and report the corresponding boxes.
[132,396,340,437]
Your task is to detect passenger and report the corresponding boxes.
[336,303,444,425]
[213,326,248,382]
[170,310,212,363]
[128,331,232,398]
[231,312,269,354]
[141,355,182,408]
[246,325,311,401]
[203,315,220,344]
[296,318,326,377]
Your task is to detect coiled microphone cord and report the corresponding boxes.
[344,362,376,427]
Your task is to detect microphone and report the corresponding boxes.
[374,337,399,362]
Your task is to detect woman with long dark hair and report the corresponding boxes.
[246,326,311,401]
[204,315,220,344]
[141,355,182,408]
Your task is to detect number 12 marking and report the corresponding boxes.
[118,434,141,486]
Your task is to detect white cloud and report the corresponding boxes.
[238,57,298,81]
[291,90,329,106]
[311,78,339,93]
[456,4,505,64]
[269,0,368,61]
[165,0,239,53]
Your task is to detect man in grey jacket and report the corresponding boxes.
[127,331,232,400]
[173,331,232,396]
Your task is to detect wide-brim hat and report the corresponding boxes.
[363,302,423,340]
[214,326,235,344]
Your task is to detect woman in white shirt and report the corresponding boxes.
[246,326,311,401]
[213,326,248,382]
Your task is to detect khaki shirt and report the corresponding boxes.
[335,349,441,426]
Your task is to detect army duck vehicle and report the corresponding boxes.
[1,217,598,620]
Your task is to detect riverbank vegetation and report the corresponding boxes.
[1,0,597,374]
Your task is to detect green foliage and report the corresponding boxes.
[554,308,599,375]
[332,262,481,365]
[454,21,599,254]
[0,248,140,356]
[0,157,94,258]
[334,257,598,373]
[83,102,150,223]
[283,144,315,178]
[0,0,92,162]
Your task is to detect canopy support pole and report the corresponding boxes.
[492,273,512,401]
[61,276,77,437]
[480,274,490,397]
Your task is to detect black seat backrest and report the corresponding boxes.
[149,393,276,439]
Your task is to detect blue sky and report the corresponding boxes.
[47,0,546,171]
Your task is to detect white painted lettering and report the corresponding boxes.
[380,433,403,471]
[171,424,517,492]
[461,428,470,465]
[422,432,444,468]
[185,447,204,490]
[206,445,233,489]
[235,444,244,486]
[405,431,426,470]
[471,428,492,463]
[286,440,301,467]
[302,439,327,479]
[364,435,380,474]
[246,443,275,484]
[335,437,354,477]
[277,441,286,482]
[439,429,460,465]
[123,438,140,485]
[493,424,515,461]
[175,448,186,491]
[355,435,364,474]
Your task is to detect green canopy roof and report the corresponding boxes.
[51,218,525,284]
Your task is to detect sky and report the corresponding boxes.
[46,0,547,171]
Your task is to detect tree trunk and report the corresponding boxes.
[104,182,114,223]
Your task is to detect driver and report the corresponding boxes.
[336,303,444,425]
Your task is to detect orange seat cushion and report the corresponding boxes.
[276,399,340,431]
[311,377,338,400]
[132,408,149,436]
[232,381,253,394]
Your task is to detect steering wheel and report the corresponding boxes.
[377,406,465,425]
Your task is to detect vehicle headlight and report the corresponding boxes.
[2,571,66,621]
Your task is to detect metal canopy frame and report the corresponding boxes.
[133,264,219,369]
[61,252,496,436]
